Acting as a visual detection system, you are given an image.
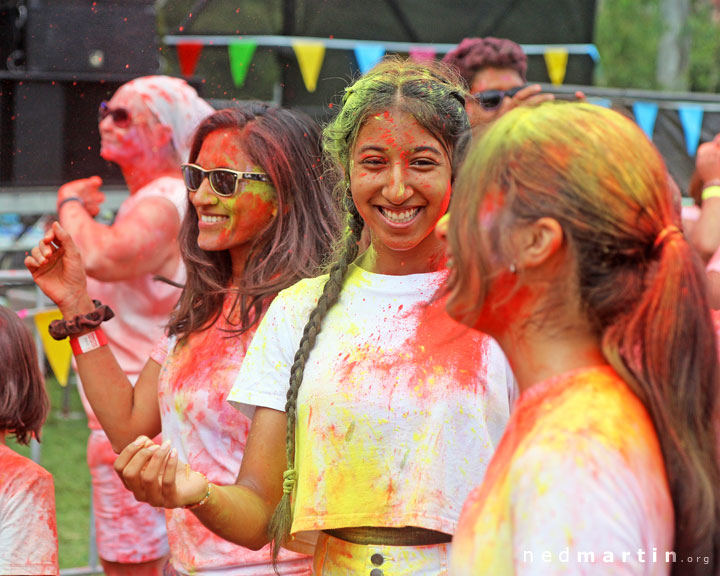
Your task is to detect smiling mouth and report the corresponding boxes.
[378,207,421,224]
[199,214,229,224]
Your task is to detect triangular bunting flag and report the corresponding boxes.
[678,105,704,156]
[228,41,257,88]
[544,49,568,85]
[34,309,72,387]
[292,41,325,93]
[354,44,385,74]
[632,101,659,140]
[589,97,612,108]
[409,47,436,63]
[177,42,203,77]
[587,45,600,63]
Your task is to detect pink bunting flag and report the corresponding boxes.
[409,48,436,63]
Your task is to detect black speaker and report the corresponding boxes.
[0,1,26,71]
[24,0,158,74]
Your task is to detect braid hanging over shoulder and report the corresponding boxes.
[268,197,364,558]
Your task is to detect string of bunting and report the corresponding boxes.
[164,34,598,91]
[167,34,713,156]
[630,101,705,155]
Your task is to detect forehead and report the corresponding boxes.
[354,109,444,154]
[196,128,257,169]
[471,67,524,93]
[109,85,155,119]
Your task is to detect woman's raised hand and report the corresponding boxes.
[113,436,209,510]
[24,222,92,315]
[696,138,720,185]
[57,176,106,217]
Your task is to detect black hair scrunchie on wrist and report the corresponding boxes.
[48,300,115,340]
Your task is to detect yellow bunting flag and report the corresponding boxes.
[544,49,569,85]
[34,309,72,387]
[292,41,326,93]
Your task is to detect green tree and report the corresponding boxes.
[594,0,662,89]
[595,0,720,92]
[688,0,720,91]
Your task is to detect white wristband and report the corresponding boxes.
[70,328,108,355]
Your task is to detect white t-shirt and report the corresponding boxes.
[450,366,674,576]
[151,294,310,576]
[229,264,516,545]
[0,444,58,575]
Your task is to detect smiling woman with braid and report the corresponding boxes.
[106,58,516,575]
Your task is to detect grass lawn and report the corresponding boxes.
[8,374,104,575]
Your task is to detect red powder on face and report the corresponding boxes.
[480,189,505,218]
[477,270,535,336]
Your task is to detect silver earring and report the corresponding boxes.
[509,263,517,274]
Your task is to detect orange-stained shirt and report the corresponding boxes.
[450,366,674,576]
[151,294,310,575]
[0,444,58,575]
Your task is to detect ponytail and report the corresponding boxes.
[597,231,720,573]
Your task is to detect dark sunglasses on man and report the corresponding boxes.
[473,85,526,111]
[181,163,271,198]
[98,101,132,128]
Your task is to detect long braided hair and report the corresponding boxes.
[268,56,471,557]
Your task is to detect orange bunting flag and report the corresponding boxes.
[228,41,257,88]
[34,309,72,387]
[177,42,203,77]
[544,49,568,85]
[292,41,326,92]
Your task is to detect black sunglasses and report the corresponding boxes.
[181,163,271,197]
[98,101,132,127]
[473,85,525,111]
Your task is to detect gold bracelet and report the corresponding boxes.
[183,472,212,510]
[701,185,720,202]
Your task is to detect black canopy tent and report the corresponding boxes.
[174,0,598,111]
[3,0,662,193]
[0,0,597,188]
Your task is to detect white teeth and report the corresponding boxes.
[200,215,228,223]
[380,207,420,223]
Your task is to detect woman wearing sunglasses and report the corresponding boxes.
[52,75,214,576]
[441,102,720,575]
[26,103,341,576]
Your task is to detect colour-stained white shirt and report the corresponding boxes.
[229,264,516,546]
[450,366,674,576]
[151,294,310,576]
[0,444,58,575]
[81,176,187,429]
[707,248,720,273]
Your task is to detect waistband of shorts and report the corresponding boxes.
[324,526,452,546]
